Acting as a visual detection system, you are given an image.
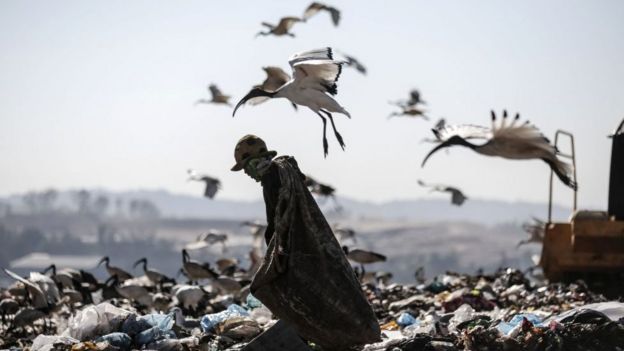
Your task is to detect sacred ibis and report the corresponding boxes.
[132,257,173,285]
[303,2,341,26]
[417,179,467,206]
[388,105,429,120]
[517,217,545,247]
[338,51,367,75]
[248,66,297,111]
[0,298,19,325]
[181,249,219,284]
[305,175,336,198]
[342,246,386,273]
[391,89,426,108]
[107,275,153,307]
[332,224,357,243]
[256,17,302,37]
[421,110,578,190]
[233,47,350,157]
[195,84,231,106]
[187,169,221,199]
[97,256,133,282]
[41,264,80,290]
[184,230,228,252]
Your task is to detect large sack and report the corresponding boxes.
[251,156,381,350]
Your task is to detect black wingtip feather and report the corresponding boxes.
[327,47,333,60]
[324,62,343,95]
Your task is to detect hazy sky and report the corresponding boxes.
[1,0,623,209]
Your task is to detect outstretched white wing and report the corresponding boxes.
[289,48,343,95]
[433,124,491,143]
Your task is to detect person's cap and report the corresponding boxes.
[231,134,277,171]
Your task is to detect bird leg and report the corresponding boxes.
[316,112,329,157]
[322,110,346,150]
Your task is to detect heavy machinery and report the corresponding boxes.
[540,118,624,282]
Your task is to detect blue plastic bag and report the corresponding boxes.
[496,313,543,335]
[396,312,419,327]
[200,304,250,332]
[96,332,132,350]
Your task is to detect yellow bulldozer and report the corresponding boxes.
[540,119,624,282]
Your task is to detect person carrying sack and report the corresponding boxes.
[231,134,381,350]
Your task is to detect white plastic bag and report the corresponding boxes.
[63,302,132,340]
[31,335,78,351]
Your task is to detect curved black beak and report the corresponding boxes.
[42,264,55,275]
[421,140,453,167]
[232,88,275,117]
[97,256,108,267]
[133,258,146,269]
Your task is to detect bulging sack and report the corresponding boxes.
[251,157,381,350]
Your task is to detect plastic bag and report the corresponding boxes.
[63,302,132,341]
[496,313,543,336]
[447,304,475,332]
[200,304,249,332]
[396,312,418,327]
[95,332,132,351]
[31,335,78,351]
[135,326,176,346]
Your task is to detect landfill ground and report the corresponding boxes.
[1,268,623,351]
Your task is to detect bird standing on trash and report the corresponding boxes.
[421,110,578,190]
[97,256,133,282]
[233,48,350,157]
[230,134,380,349]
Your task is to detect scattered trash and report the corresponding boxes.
[200,304,249,332]
[63,302,131,341]
[2,268,623,350]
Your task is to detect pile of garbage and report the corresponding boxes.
[1,268,623,351]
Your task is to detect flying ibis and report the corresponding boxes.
[388,105,429,120]
[332,224,357,243]
[517,217,545,247]
[187,169,221,199]
[421,110,578,190]
[303,2,341,26]
[256,17,302,37]
[342,246,386,273]
[338,51,367,75]
[248,66,297,111]
[185,230,228,252]
[233,47,350,157]
[305,175,336,198]
[391,89,426,108]
[417,179,467,206]
[195,84,231,106]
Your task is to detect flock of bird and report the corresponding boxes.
[0,218,390,332]
[190,2,577,209]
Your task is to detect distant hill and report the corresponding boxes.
[0,188,571,225]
